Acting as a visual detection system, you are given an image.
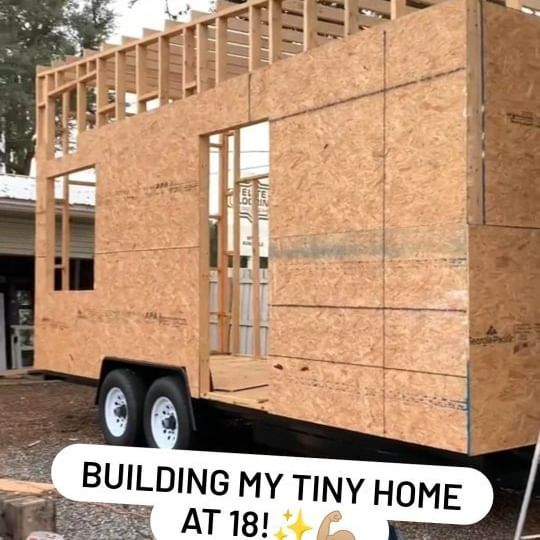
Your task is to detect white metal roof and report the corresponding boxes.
[0,173,95,207]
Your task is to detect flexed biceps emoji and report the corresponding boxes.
[317,511,355,540]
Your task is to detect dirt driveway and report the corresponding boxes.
[0,379,538,539]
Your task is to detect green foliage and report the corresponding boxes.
[0,0,116,174]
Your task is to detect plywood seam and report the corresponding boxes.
[271,304,468,313]
[382,28,388,437]
[270,222,468,241]
[270,66,467,124]
[466,355,473,454]
[479,0,487,224]
[95,246,199,255]
[476,224,540,231]
[271,353,469,379]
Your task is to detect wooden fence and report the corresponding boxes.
[209,268,269,355]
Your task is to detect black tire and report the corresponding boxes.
[143,375,193,450]
[98,369,146,446]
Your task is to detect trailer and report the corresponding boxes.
[34,0,539,456]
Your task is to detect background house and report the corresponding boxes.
[0,173,94,370]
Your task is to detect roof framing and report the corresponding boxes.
[35,0,538,159]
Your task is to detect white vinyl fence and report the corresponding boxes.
[209,269,269,356]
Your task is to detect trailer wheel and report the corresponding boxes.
[143,376,193,450]
[98,369,146,446]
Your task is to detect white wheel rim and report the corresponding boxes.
[151,396,179,449]
[104,387,128,437]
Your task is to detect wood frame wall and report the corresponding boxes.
[35,0,528,159]
[36,0,538,161]
[51,172,96,291]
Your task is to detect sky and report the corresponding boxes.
[109,0,213,43]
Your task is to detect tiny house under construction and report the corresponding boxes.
[34,0,539,455]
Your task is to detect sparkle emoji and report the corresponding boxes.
[288,510,312,540]
[274,527,288,540]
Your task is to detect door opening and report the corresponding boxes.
[205,122,270,406]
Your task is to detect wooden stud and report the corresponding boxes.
[35,77,46,157]
[76,64,87,136]
[61,175,70,290]
[303,0,317,51]
[345,0,360,35]
[61,80,70,155]
[216,17,228,84]
[136,44,147,113]
[199,135,211,395]
[45,74,55,160]
[217,133,230,353]
[251,178,261,358]
[183,27,196,97]
[466,0,484,225]
[158,36,170,105]
[45,176,55,291]
[115,51,126,121]
[269,0,282,63]
[197,24,210,93]
[391,0,407,19]
[231,130,241,354]
[505,0,522,8]
[36,76,46,105]
[249,5,262,71]
[96,58,107,127]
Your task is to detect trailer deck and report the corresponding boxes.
[206,355,270,409]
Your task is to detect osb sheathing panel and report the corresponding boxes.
[385,71,467,228]
[271,231,383,308]
[384,370,468,453]
[385,311,468,377]
[482,3,540,228]
[97,190,199,253]
[271,95,384,237]
[263,0,471,453]
[270,306,383,366]
[35,249,200,383]
[385,0,466,87]
[469,225,540,454]
[268,358,384,436]
[385,225,468,310]
[250,26,384,121]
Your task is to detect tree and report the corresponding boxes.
[128,0,193,20]
[0,0,116,175]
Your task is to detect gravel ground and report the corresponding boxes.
[0,381,152,539]
[0,379,538,540]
